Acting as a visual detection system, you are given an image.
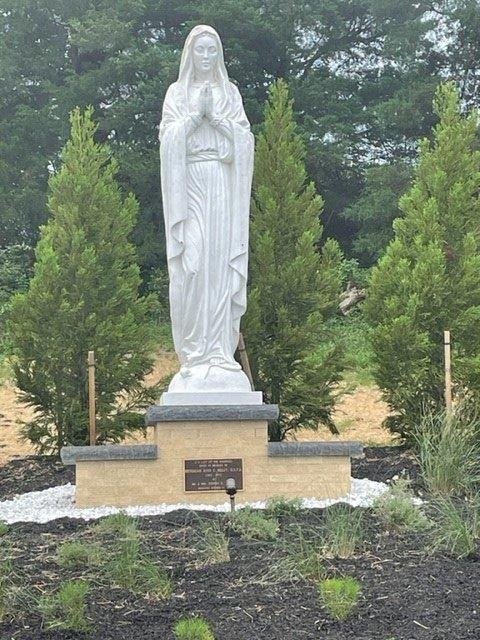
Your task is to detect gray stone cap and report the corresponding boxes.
[60,444,158,466]
[146,404,279,425]
[268,441,363,458]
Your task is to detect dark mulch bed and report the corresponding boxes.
[352,445,422,488]
[1,509,479,640]
[0,455,74,500]
[1,448,474,639]
[0,446,420,501]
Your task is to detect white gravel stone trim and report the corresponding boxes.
[0,478,389,525]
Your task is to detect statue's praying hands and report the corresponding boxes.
[201,82,214,120]
[188,82,214,134]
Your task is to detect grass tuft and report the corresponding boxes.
[0,522,8,537]
[93,512,138,537]
[432,497,480,559]
[322,504,364,558]
[107,545,172,598]
[265,496,303,518]
[275,525,325,582]
[318,576,361,620]
[272,508,363,584]
[229,508,279,541]
[0,560,13,622]
[373,478,430,533]
[194,519,230,568]
[39,579,91,632]
[134,559,173,598]
[0,559,36,623]
[102,517,173,598]
[174,616,215,640]
[414,411,480,497]
[56,541,102,569]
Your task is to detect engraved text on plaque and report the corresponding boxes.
[184,458,243,492]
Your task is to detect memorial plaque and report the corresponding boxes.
[184,458,243,492]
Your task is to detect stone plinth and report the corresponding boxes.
[160,391,263,405]
[61,405,363,508]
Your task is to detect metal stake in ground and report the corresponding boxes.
[444,330,452,417]
[87,350,96,445]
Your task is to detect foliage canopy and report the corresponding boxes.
[3,0,478,271]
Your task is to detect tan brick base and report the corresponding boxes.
[75,420,351,508]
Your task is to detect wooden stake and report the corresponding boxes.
[237,332,254,390]
[444,330,452,416]
[87,350,96,445]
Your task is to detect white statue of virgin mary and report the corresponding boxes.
[159,25,258,401]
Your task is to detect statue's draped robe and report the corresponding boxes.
[160,81,254,368]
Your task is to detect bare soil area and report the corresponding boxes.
[0,352,392,466]
[0,381,36,464]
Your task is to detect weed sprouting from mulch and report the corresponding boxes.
[92,513,173,598]
[0,557,37,624]
[56,540,102,569]
[229,507,279,541]
[106,540,173,597]
[38,579,91,632]
[431,497,480,559]
[271,524,326,583]
[321,503,365,558]
[174,615,216,640]
[373,478,430,533]
[318,576,361,620]
[0,560,14,622]
[93,511,138,537]
[193,518,230,568]
[266,503,365,585]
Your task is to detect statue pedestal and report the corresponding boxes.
[160,391,263,405]
[61,405,362,509]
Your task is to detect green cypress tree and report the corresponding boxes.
[7,107,157,454]
[243,80,344,441]
[365,83,480,438]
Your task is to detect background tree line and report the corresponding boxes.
[1,0,479,285]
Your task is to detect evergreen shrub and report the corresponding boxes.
[244,79,344,441]
[366,84,480,439]
[7,108,158,453]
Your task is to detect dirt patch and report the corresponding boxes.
[295,384,393,445]
[0,381,36,464]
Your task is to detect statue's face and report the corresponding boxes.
[193,34,218,74]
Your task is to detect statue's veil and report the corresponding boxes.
[177,25,230,111]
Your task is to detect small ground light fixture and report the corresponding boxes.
[225,477,237,512]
